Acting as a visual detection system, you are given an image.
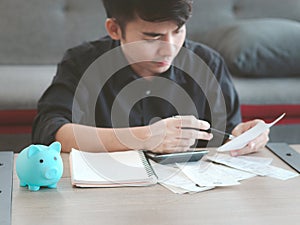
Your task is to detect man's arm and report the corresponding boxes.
[55,116,213,153]
[55,123,146,153]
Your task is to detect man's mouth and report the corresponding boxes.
[156,61,170,67]
[153,59,172,67]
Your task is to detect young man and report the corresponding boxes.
[32,0,269,156]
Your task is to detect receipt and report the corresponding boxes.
[259,165,299,180]
[217,113,285,152]
[213,164,256,181]
[207,153,299,180]
[177,161,240,187]
[207,154,272,176]
[150,160,214,194]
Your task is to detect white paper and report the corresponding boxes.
[237,155,273,165]
[159,183,214,194]
[207,153,299,180]
[213,164,256,181]
[217,113,285,152]
[160,183,190,194]
[150,160,214,194]
[207,154,272,176]
[70,149,157,187]
[177,161,240,187]
[259,165,299,180]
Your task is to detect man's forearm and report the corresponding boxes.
[55,123,149,153]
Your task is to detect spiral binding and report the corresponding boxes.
[138,151,155,177]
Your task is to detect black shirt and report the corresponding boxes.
[32,36,241,147]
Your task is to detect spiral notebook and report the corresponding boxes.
[70,149,157,187]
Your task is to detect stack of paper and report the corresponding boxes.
[150,161,214,194]
[177,161,249,187]
[149,153,298,194]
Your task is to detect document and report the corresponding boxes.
[217,113,285,152]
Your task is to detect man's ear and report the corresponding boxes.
[105,18,122,40]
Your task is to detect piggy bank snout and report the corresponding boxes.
[45,168,60,180]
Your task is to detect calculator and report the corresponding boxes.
[144,150,209,164]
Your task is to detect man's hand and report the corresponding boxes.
[143,115,213,154]
[230,119,270,156]
[56,116,212,153]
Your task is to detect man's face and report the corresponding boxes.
[119,17,186,78]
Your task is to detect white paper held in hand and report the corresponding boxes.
[217,113,285,152]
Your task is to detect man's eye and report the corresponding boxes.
[175,29,183,34]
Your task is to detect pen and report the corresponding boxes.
[206,128,235,140]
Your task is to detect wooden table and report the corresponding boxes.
[12,145,300,225]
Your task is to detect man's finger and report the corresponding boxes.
[172,115,210,130]
[179,129,213,140]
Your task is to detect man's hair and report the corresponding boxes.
[102,0,192,36]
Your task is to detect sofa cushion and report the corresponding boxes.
[0,66,55,110]
[201,19,300,77]
[232,77,300,105]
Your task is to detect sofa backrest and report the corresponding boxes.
[0,0,106,64]
[1,0,300,65]
[187,0,300,41]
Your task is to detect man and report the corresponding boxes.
[32,0,269,156]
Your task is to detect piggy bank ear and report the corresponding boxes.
[49,142,62,153]
[27,145,41,158]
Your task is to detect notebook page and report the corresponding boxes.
[70,149,156,186]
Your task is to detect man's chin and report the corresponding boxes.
[154,67,171,75]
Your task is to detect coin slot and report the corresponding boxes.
[286,153,292,156]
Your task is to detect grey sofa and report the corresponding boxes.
[1,0,300,152]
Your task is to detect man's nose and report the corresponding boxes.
[158,35,176,57]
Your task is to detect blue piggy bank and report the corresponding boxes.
[16,142,63,191]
